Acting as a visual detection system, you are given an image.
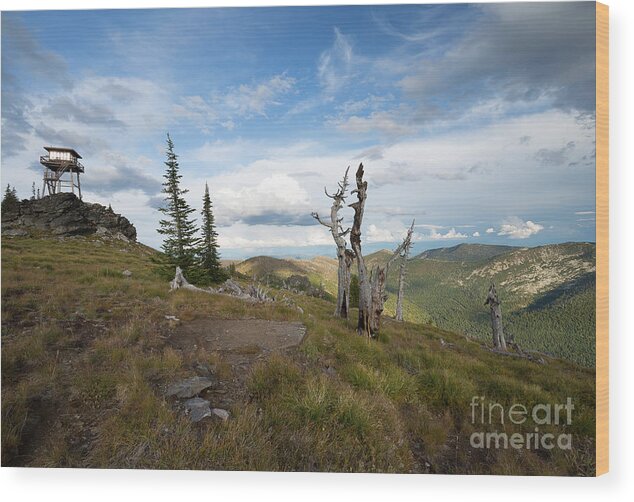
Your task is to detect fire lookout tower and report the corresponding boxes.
[40,146,84,199]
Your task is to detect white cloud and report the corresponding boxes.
[318,28,354,94]
[486,227,495,234]
[224,74,295,117]
[429,228,468,240]
[219,223,332,250]
[497,217,544,239]
[366,224,396,243]
[213,174,311,226]
[473,231,480,237]
[174,73,296,131]
[333,110,414,137]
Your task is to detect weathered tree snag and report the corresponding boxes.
[312,167,354,318]
[349,164,372,336]
[395,220,415,322]
[348,163,403,338]
[485,283,507,351]
[170,266,210,293]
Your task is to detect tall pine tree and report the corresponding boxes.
[198,182,224,282]
[157,134,199,272]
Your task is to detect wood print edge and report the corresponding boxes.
[595,0,609,477]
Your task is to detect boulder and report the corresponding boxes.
[166,376,213,398]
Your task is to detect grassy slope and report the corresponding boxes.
[237,244,596,366]
[2,236,595,474]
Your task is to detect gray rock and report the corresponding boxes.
[184,397,212,422]
[212,408,230,421]
[3,228,28,237]
[1,193,136,241]
[122,269,132,278]
[166,376,213,398]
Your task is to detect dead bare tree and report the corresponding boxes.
[485,283,507,351]
[394,220,415,322]
[348,164,404,338]
[312,167,355,318]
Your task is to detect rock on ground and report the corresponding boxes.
[166,376,213,399]
[184,397,212,422]
[212,408,230,421]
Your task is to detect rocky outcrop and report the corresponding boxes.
[1,193,136,241]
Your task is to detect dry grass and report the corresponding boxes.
[1,236,596,474]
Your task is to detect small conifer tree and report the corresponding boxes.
[157,134,199,272]
[197,182,224,282]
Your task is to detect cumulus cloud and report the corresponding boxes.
[84,152,162,197]
[209,174,313,227]
[486,228,495,234]
[219,223,332,250]
[473,231,480,237]
[366,224,395,243]
[429,228,468,240]
[497,217,544,239]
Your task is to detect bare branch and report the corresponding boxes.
[311,211,333,229]
[324,187,336,199]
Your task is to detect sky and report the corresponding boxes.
[1,2,597,258]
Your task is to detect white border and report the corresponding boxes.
[1,0,632,500]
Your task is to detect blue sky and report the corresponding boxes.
[1,3,597,258]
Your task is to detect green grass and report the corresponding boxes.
[1,235,596,474]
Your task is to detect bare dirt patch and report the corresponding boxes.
[173,318,306,353]
[167,318,306,411]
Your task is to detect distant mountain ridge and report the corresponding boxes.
[236,242,596,366]
[415,243,520,262]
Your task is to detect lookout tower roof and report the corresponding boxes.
[43,146,82,159]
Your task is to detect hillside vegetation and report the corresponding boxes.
[1,236,595,474]
[240,243,596,367]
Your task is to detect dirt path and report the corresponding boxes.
[168,318,306,410]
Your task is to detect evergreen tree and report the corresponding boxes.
[198,182,223,282]
[157,134,199,272]
[2,184,19,212]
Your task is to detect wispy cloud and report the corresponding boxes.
[174,73,296,132]
[318,27,354,95]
